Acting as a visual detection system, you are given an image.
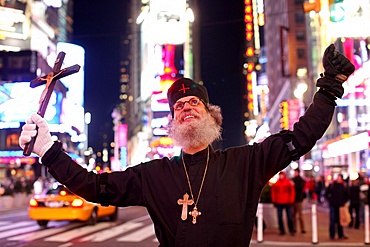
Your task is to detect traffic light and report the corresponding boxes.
[279,101,289,130]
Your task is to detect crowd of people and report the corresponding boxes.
[265,169,369,240]
[0,176,33,208]
[0,177,33,196]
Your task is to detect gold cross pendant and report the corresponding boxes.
[189,206,201,224]
[177,193,194,221]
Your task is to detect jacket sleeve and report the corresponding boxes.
[252,89,336,186]
[325,184,332,200]
[41,142,144,207]
[270,185,276,203]
[291,89,336,156]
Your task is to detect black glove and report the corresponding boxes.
[317,44,355,98]
[317,76,344,99]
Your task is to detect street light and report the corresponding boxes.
[293,81,308,171]
[294,81,308,99]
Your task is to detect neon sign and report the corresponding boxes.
[244,0,255,118]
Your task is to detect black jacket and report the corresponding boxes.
[325,182,349,207]
[41,90,336,247]
[349,184,361,205]
[292,176,306,202]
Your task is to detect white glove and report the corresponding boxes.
[19,113,54,157]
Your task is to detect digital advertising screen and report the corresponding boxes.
[0,81,62,128]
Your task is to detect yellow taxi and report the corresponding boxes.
[28,182,118,227]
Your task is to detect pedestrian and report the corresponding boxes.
[255,183,272,231]
[291,168,306,233]
[19,44,355,246]
[348,178,361,229]
[325,174,349,239]
[271,171,296,235]
[0,178,14,197]
[315,175,325,204]
[304,175,315,201]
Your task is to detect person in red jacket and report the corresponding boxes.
[271,171,296,235]
[304,175,316,201]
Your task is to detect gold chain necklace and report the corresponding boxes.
[181,146,209,224]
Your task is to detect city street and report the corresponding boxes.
[250,203,369,247]
[1,1,369,246]
[0,202,369,246]
[0,205,158,247]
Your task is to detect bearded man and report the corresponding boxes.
[167,79,223,154]
[19,44,354,246]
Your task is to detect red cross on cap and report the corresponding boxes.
[178,83,190,94]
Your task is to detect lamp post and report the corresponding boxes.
[83,112,91,156]
[294,81,308,169]
[294,81,308,115]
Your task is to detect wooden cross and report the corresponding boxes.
[177,193,194,221]
[23,52,80,156]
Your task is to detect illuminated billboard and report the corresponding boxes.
[334,38,370,133]
[0,4,27,42]
[57,42,85,134]
[137,0,194,160]
[144,0,188,45]
[0,81,62,128]
[0,43,85,139]
[336,38,369,100]
[328,1,370,38]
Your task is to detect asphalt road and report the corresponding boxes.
[0,205,158,247]
[0,202,369,247]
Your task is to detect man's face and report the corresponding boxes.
[173,96,208,123]
[168,95,221,151]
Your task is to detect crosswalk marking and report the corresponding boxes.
[131,214,151,222]
[0,212,28,219]
[117,224,155,242]
[58,243,73,247]
[44,222,114,242]
[0,225,40,239]
[0,221,34,232]
[0,214,158,244]
[7,222,83,241]
[79,221,143,242]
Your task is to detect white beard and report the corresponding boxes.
[168,111,221,151]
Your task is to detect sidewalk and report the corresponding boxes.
[250,203,369,246]
[0,193,31,211]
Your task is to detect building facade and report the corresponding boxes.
[0,0,85,182]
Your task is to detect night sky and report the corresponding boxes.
[72,0,246,153]
[72,0,126,152]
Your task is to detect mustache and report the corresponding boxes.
[178,110,201,120]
